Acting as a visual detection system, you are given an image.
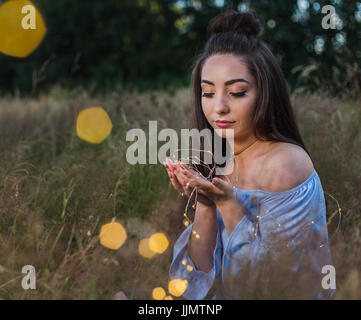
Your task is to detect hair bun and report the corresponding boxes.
[206,9,261,38]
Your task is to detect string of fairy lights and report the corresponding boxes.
[168,148,342,264]
[55,103,345,298]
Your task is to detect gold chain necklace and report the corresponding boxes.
[230,138,258,160]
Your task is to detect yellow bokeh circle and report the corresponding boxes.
[0,0,46,58]
[76,107,113,144]
[149,232,169,254]
[138,238,156,259]
[168,278,188,297]
[99,222,127,250]
[152,287,166,300]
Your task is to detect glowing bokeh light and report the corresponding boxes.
[149,232,169,254]
[164,296,173,300]
[0,0,46,58]
[99,222,127,250]
[138,238,156,259]
[76,107,112,144]
[168,278,188,297]
[152,287,166,300]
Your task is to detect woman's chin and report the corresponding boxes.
[213,128,239,139]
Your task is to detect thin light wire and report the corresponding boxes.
[169,147,342,256]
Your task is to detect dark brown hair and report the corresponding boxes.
[189,9,310,179]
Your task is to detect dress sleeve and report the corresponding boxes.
[223,173,335,299]
[169,215,223,300]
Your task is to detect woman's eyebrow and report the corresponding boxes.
[201,78,251,86]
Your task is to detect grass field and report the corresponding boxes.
[0,86,360,299]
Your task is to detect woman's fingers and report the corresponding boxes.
[162,159,192,198]
[173,166,185,184]
[175,166,224,196]
[166,159,235,204]
[168,169,183,192]
[165,158,176,171]
[163,160,184,194]
[211,176,233,192]
[180,165,230,195]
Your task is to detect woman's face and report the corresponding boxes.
[200,54,257,143]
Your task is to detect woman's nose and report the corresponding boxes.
[214,94,229,113]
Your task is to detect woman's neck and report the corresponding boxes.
[231,135,259,156]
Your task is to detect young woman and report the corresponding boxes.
[163,9,335,299]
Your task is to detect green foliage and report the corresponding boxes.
[292,49,361,98]
[0,87,190,299]
[0,88,360,299]
[0,0,360,97]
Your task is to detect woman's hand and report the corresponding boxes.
[163,158,215,208]
[163,158,236,207]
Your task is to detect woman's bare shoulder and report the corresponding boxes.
[257,142,314,192]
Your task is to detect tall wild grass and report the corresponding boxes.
[0,86,359,299]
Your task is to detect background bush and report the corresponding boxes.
[0,0,360,97]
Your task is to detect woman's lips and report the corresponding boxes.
[215,121,235,128]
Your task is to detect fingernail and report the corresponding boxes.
[212,178,218,184]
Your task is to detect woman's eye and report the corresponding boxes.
[202,91,247,98]
[231,91,247,97]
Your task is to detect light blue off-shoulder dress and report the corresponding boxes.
[169,169,335,299]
